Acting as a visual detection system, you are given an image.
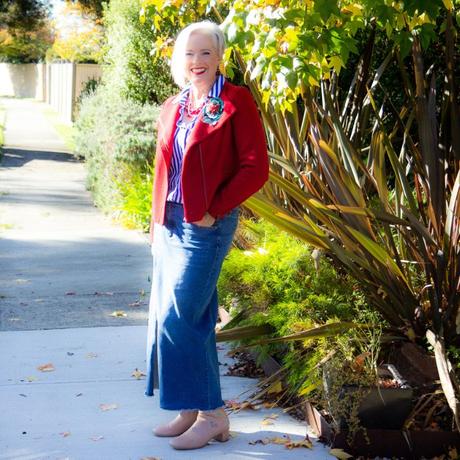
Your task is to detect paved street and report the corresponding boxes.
[0,97,333,460]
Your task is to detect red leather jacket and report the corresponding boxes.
[149,81,269,242]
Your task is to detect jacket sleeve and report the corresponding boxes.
[148,115,163,245]
[207,87,269,218]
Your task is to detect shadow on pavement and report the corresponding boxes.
[0,148,78,168]
[0,236,152,331]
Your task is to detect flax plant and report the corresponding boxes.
[239,18,460,429]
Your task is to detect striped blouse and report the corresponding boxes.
[166,74,225,204]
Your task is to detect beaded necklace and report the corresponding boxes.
[186,93,207,118]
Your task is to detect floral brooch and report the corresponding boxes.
[202,97,224,125]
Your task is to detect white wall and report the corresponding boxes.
[0,62,103,123]
[0,63,46,99]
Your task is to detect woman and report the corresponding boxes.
[145,20,269,451]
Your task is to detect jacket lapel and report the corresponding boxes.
[184,86,237,155]
[157,99,181,167]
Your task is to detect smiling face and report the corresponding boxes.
[184,31,220,93]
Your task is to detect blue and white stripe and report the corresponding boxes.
[166,74,225,204]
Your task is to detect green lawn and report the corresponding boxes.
[42,107,77,152]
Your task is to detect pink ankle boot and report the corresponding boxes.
[153,410,198,437]
[169,407,230,450]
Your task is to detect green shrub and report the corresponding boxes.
[218,219,371,397]
[113,162,154,231]
[102,0,176,104]
[219,220,362,325]
[73,85,159,220]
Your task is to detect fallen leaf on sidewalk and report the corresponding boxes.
[286,436,313,449]
[24,376,37,382]
[37,363,55,372]
[90,435,104,441]
[59,432,71,437]
[249,435,311,449]
[225,399,258,410]
[132,368,146,380]
[110,310,127,317]
[261,413,279,425]
[99,403,118,411]
[329,448,354,459]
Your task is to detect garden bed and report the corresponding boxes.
[304,401,460,458]
[243,344,460,458]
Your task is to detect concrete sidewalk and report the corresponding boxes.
[0,98,334,459]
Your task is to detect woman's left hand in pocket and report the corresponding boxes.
[191,212,216,228]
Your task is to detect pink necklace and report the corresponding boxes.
[186,94,206,117]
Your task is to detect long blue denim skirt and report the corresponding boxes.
[145,202,239,410]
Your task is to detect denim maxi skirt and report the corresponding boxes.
[145,202,239,410]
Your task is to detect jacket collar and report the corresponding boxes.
[160,79,237,154]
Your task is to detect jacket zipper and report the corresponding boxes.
[199,145,209,209]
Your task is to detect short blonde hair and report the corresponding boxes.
[170,21,226,88]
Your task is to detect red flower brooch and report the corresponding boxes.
[202,97,224,125]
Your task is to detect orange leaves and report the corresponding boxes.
[225,399,258,411]
[249,434,313,449]
[37,363,55,372]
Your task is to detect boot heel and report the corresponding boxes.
[213,429,230,442]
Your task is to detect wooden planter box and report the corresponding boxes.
[248,348,460,457]
[304,401,460,458]
[324,364,414,431]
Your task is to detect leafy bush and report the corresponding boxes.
[218,219,370,395]
[113,162,154,231]
[220,220,363,322]
[73,85,159,220]
[102,0,176,104]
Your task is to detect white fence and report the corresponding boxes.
[0,63,46,100]
[0,62,103,123]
